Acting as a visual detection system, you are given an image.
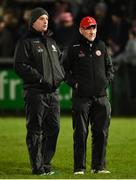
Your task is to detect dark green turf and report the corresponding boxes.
[0,117,136,178]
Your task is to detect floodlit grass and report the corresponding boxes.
[0,116,136,178]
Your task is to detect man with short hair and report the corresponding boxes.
[14,7,64,175]
[63,16,114,174]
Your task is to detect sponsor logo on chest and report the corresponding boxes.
[78,50,85,58]
[33,40,43,53]
[37,47,43,53]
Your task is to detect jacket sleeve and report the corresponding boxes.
[63,45,77,87]
[56,42,65,75]
[104,44,114,83]
[14,39,43,83]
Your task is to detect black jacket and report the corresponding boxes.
[63,35,114,97]
[14,28,64,92]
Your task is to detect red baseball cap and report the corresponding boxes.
[80,16,97,29]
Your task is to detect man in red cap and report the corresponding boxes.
[63,16,114,174]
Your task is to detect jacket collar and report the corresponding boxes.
[27,27,53,39]
[79,34,99,47]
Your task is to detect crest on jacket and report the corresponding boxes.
[95,50,102,56]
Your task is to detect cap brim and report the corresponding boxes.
[85,24,97,28]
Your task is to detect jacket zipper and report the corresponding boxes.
[46,42,55,87]
[90,46,96,95]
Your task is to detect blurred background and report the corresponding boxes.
[0,0,136,116]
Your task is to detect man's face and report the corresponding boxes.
[32,14,48,32]
[79,25,97,41]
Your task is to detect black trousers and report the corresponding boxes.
[72,96,111,172]
[24,89,60,174]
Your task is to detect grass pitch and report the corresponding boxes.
[0,116,136,179]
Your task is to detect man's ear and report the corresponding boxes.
[79,27,83,35]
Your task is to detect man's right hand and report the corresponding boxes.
[40,78,55,93]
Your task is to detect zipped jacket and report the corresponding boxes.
[63,35,114,97]
[14,28,64,92]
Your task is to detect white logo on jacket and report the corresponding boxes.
[95,50,102,56]
[73,44,80,47]
[52,45,57,52]
[78,50,85,58]
[37,46,43,53]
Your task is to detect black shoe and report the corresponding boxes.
[32,166,45,175]
[43,164,55,175]
[42,171,55,175]
[32,171,45,175]
[32,170,55,176]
